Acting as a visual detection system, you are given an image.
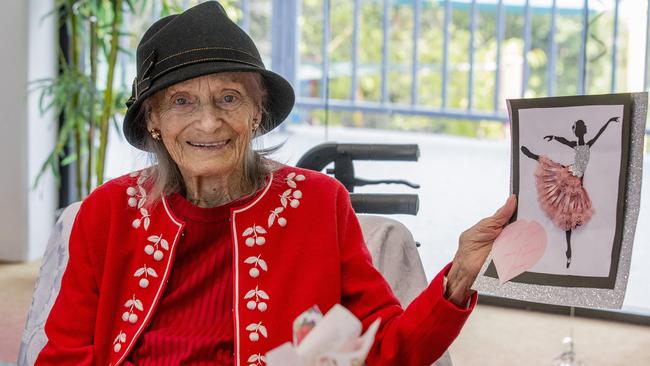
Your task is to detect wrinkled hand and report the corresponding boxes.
[445,195,517,306]
[543,135,553,141]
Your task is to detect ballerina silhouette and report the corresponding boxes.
[520,116,619,268]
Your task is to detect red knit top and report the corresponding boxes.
[125,193,253,365]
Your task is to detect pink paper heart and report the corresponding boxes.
[491,219,547,284]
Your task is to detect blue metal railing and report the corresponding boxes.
[579,0,588,95]
[410,0,421,106]
[611,0,620,92]
[240,0,250,33]
[381,0,390,105]
[207,0,649,131]
[468,0,477,109]
[494,0,504,112]
[292,1,646,132]
[351,0,361,102]
[321,0,330,101]
[521,0,531,98]
[441,0,452,109]
[548,0,557,97]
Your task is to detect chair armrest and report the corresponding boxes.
[357,214,453,366]
[17,202,81,366]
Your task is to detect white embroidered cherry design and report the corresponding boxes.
[136,172,148,185]
[130,169,149,181]
[113,331,127,353]
[285,172,306,188]
[242,224,266,247]
[244,255,268,278]
[126,185,147,208]
[247,353,267,366]
[144,234,169,261]
[267,207,286,227]
[244,286,269,312]
[122,295,144,324]
[132,207,151,230]
[280,189,302,209]
[246,322,268,342]
[133,264,159,288]
[267,172,306,228]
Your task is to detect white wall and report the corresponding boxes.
[0,0,57,261]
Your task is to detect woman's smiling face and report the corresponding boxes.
[146,72,264,183]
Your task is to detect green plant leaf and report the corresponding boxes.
[111,115,124,141]
[33,154,56,189]
[61,153,78,166]
[117,45,133,56]
[124,0,135,13]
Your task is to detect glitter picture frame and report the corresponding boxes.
[475,92,647,309]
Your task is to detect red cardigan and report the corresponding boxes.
[36,166,476,366]
[125,192,242,364]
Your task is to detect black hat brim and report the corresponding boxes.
[123,60,295,151]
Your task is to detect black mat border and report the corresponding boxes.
[484,93,632,289]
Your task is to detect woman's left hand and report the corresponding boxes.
[445,195,517,306]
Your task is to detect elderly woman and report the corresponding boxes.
[36,2,516,366]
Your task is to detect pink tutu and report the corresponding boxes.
[534,156,594,231]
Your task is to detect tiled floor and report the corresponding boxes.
[0,260,40,363]
[450,304,650,366]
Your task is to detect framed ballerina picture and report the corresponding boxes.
[476,93,647,309]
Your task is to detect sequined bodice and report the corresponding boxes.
[569,145,590,177]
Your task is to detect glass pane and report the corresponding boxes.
[554,0,584,96]
[472,3,498,111]
[417,0,444,108]
[328,0,354,100]
[585,0,617,94]
[525,1,553,98]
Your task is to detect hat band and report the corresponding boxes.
[137,47,264,89]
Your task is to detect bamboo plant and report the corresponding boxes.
[33,0,240,202]
[33,0,135,201]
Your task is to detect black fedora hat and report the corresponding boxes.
[123,1,295,150]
